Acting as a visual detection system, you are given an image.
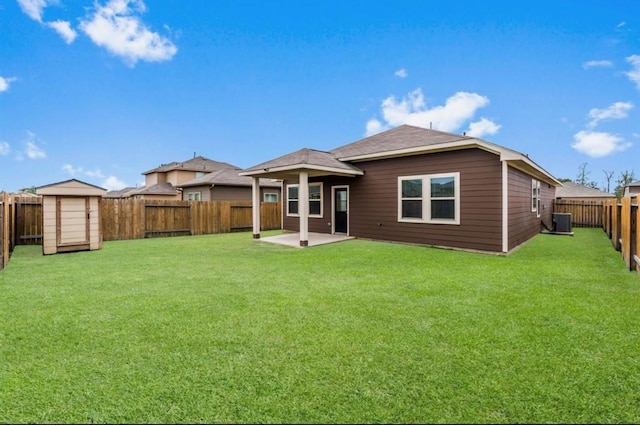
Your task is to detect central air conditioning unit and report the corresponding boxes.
[553,212,572,233]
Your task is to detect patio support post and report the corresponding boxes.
[252,176,261,239]
[299,170,309,247]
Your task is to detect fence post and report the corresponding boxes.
[1,192,9,270]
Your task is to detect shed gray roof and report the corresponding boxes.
[555,182,614,198]
[143,155,239,175]
[177,168,281,188]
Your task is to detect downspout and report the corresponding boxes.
[502,161,509,253]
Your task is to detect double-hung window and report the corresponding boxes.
[531,179,541,217]
[188,191,201,201]
[287,183,323,217]
[398,173,460,224]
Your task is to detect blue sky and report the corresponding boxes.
[1,0,639,192]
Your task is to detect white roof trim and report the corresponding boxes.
[240,163,363,177]
[336,140,501,162]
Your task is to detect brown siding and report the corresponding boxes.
[284,148,504,252]
[183,185,211,201]
[208,186,281,202]
[507,166,554,250]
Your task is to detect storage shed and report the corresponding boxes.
[36,179,107,255]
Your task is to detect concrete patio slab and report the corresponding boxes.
[259,232,355,248]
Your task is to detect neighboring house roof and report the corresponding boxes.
[241,125,560,186]
[104,187,138,198]
[177,168,281,188]
[555,182,614,199]
[142,155,239,175]
[624,180,640,196]
[125,182,179,197]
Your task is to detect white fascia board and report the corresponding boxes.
[337,140,502,162]
[240,164,363,177]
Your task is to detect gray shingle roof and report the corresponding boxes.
[331,125,472,159]
[125,182,179,196]
[104,187,138,198]
[241,124,559,186]
[177,168,281,188]
[241,148,363,175]
[555,182,614,198]
[142,155,239,175]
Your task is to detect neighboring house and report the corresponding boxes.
[125,156,238,200]
[108,155,281,202]
[240,124,561,253]
[555,182,615,202]
[176,168,281,202]
[624,180,640,197]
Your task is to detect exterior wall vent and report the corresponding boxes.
[553,212,572,233]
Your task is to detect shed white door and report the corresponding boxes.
[57,197,90,246]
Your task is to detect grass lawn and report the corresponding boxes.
[1,228,639,423]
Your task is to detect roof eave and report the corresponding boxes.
[336,140,502,162]
[240,164,363,179]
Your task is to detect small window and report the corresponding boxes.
[195,171,206,178]
[398,173,460,224]
[264,192,278,203]
[286,183,323,217]
[188,192,201,201]
[532,179,541,217]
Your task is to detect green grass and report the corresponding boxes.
[1,228,639,423]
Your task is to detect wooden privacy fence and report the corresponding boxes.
[553,200,604,227]
[603,197,639,274]
[101,199,281,240]
[0,193,10,271]
[1,197,281,270]
[8,198,282,243]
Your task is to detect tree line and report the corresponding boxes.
[558,162,635,199]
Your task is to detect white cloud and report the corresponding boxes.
[47,20,77,44]
[102,175,127,190]
[466,118,501,137]
[62,164,124,189]
[0,141,10,156]
[0,76,17,92]
[62,163,82,175]
[366,88,498,136]
[582,60,613,69]
[25,141,46,159]
[394,68,408,78]
[587,101,633,128]
[17,0,49,22]
[79,0,178,66]
[571,130,632,157]
[625,55,640,90]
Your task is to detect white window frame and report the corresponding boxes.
[532,179,541,218]
[263,192,279,203]
[286,182,323,218]
[188,191,201,201]
[397,172,460,225]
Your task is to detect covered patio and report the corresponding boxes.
[240,148,363,247]
[260,232,355,248]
